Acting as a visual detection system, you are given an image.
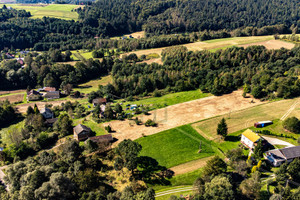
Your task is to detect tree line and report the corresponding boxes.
[103,45,300,100]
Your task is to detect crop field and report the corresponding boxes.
[2,4,81,20]
[136,125,215,168]
[0,93,25,104]
[193,97,300,141]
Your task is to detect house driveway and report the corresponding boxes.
[262,136,295,147]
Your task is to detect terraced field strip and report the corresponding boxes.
[156,186,193,197]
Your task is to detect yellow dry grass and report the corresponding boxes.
[193,98,300,141]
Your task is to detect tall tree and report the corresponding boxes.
[217,118,228,138]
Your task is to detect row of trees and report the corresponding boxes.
[0,100,17,128]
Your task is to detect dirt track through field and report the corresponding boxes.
[170,156,213,175]
[105,90,266,143]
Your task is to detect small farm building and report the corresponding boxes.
[241,129,262,150]
[74,124,91,141]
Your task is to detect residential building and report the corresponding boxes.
[265,146,300,167]
[44,91,60,100]
[73,124,91,141]
[92,98,107,107]
[40,107,54,119]
[241,129,261,150]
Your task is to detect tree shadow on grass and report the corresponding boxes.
[0,115,24,129]
[224,135,240,142]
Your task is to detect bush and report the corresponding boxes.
[105,125,112,132]
[283,117,300,133]
[145,119,157,127]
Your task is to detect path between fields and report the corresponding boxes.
[170,156,213,175]
[280,100,300,121]
[105,90,266,144]
[262,136,294,147]
[155,186,193,197]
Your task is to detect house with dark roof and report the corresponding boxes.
[87,134,113,144]
[40,107,54,119]
[241,129,262,150]
[265,146,300,167]
[74,124,91,141]
[92,98,107,107]
[27,90,42,101]
[44,91,60,100]
[45,118,58,127]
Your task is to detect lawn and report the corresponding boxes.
[156,190,192,200]
[74,75,112,94]
[3,4,81,20]
[136,125,215,168]
[124,90,210,109]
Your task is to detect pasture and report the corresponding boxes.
[136,125,215,168]
[2,4,81,20]
[124,89,210,109]
[74,75,112,94]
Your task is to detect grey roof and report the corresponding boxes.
[267,149,286,161]
[44,91,60,98]
[74,124,91,135]
[40,107,52,114]
[280,146,300,160]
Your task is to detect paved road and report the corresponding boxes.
[262,136,295,147]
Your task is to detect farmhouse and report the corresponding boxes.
[27,90,42,101]
[44,91,60,100]
[92,98,107,107]
[87,134,113,143]
[40,107,54,119]
[241,129,262,150]
[74,124,91,141]
[265,146,300,167]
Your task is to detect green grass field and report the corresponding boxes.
[74,75,112,94]
[123,90,210,109]
[2,4,81,20]
[136,125,215,168]
[70,50,94,60]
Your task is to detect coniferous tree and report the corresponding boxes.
[217,118,228,138]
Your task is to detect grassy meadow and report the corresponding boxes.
[2,4,81,20]
[136,125,215,168]
[74,75,113,94]
[124,90,210,109]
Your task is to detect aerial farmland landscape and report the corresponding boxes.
[0,0,300,199]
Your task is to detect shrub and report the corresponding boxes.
[283,117,300,134]
[105,125,112,132]
[145,119,157,127]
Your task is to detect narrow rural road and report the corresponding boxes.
[155,186,193,197]
[262,136,295,147]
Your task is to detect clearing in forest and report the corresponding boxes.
[2,4,82,20]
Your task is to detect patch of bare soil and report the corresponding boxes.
[239,40,295,50]
[16,100,68,113]
[104,90,266,144]
[0,94,24,103]
[170,156,213,175]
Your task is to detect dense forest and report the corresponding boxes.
[105,46,300,99]
[0,0,300,51]
[79,0,300,36]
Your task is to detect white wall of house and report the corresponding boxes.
[241,134,254,149]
